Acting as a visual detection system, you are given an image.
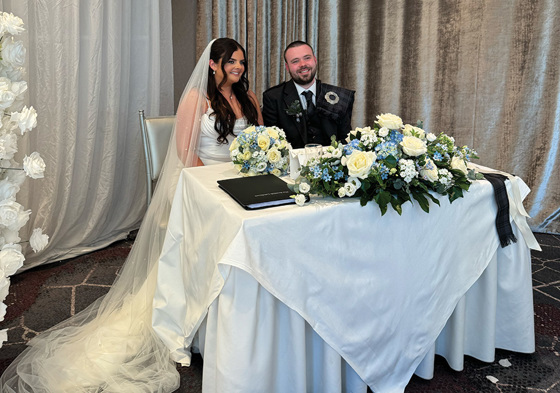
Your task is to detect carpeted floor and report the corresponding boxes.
[1,232,559,392]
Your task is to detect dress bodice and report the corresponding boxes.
[198,107,247,165]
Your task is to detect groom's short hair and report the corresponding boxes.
[283,41,315,62]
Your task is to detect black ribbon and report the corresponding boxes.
[483,173,517,248]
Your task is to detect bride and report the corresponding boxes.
[1,38,263,392]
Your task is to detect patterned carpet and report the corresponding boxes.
[1,232,559,392]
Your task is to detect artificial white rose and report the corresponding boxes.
[242,151,252,161]
[345,150,376,179]
[0,133,18,160]
[376,113,403,130]
[0,243,24,276]
[0,13,25,36]
[0,65,24,81]
[29,228,49,253]
[298,182,311,194]
[450,156,468,175]
[267,148,281,164]
[1,228,20,244]
[0,306,6,322]
[378,127,389,137]
[294,194,306,206]
[11,106,37,135]
[344,182,357,197]
[1,38,26,68]
[0,276,9,302]
[400,136,427,157]
[426,133,437,142]
[10,80,27,99]
[0,77,10,91]
[257,134,270,151]
[337,187,346,198]
[23,152,46,179]
[419,159,439,183]
[5,164,26,186]
[0,90,15,111]
[0,178,20,200]
[0,198,30,231]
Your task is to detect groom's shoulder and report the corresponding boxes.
[263,81,291,97]
[319,82,355,99]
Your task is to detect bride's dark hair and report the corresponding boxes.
[207,38,259,144]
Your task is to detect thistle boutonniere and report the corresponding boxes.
[286,100,303,121]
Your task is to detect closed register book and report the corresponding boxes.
[217,174,296,210]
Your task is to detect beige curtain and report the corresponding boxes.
[196,0,559,234]
[0,0,174,269]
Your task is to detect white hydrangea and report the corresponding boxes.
[399,159,418,183]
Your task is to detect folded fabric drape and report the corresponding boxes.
[484,172,518,248]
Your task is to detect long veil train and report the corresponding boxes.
[0,40,216,393]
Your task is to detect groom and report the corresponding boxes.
[262,41,355,149]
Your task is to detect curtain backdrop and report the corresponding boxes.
[196,0,560,234]
[0,0,174,270]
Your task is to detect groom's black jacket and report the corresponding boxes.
[262,80,355,149]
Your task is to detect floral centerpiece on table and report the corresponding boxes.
[230,125,291,177]
[0,12,48,347]
[292,113,482,213]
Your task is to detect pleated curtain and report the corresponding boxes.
[0,0,173,269]
[196,0,560,234]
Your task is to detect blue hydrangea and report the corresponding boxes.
[388,130,403,143]
[375,141,399,160]
[343,139,361,155]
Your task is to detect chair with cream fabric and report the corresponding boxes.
[138,110,175,205]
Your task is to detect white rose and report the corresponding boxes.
[10,81,27,99]
[345,150,376,179]
[419,159,439,183]
[450,156,468,175]
[298,182,311,194]
[402,124,426,139]
[294,194,306,206]
[0,243,24,276]
[11,106,37,135]
[0,13,25,36]
[271,168,282,176]
[257,134,270,151]
[0,77,11,91]
[426,133,437,142]
[376,113,403,130]
[1,228,20,244]
[29,228,49,253]
[1,38,26,68]
[5,163,26,186]
[23,152,46,179]
[0,90,15,111]
[266,127,279,139]
[337,187,346,198]
[0,133,18,160]
[0,197,30,231]
[344,182,357,197]
[0,276,9,302]
[267,148,281,164]
[400,136,427,157]
[0,178,20,200]
[229,137,240,151]
[0,65,24,81]
[378,127,389,137]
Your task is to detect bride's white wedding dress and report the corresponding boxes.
[198,107,247,165]
[0,39,252,392]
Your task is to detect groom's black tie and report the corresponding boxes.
[301,90,316,116]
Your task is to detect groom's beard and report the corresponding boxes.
[289,65,316,86]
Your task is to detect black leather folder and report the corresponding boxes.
[217,174,296,210]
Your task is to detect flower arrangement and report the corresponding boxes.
[293,113,482,213]
[230,125,291,177]
[0,12,48,347]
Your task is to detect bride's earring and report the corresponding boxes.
[213,70,216,75]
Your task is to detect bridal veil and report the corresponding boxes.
[0,40,217,392]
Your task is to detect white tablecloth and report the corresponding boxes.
[153,163,535,393]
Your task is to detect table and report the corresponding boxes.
[152,163,535,393]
